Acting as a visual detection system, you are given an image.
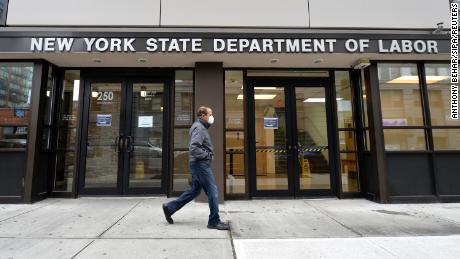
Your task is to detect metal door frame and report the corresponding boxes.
[247,77,337,198]
[77,75,172,196]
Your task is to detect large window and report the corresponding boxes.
[360,69,371,151]
[225,70,246,195]
[53,70,80,192]
[172,70,194,192]
[426,63,459,150]
[377,62,457,152]
[378,63,426,151]
[335,71,359,192]
[0,0,7,26]
[0,63,34,150]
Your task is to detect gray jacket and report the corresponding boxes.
[189,119,214,162]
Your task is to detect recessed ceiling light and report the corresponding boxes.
[270,58,279,64]
[313,58,324,64]
[304,98,343,102]
[254,87,277,90]
[92,58,103,63]
[237,94,277,100]
[137,58,148,63]
[387,75,448,84]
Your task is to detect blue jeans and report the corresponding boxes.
[165,160,220,225]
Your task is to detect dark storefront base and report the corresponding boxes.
[0,151,25,203]
[1,61,460,204]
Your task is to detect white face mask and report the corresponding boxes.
[208,115,215,125]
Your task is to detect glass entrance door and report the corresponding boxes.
[79,79,167,195]
[123,82,166,194]
[294,86,332,195]
[83,82,122,193]
[248,79,334,197]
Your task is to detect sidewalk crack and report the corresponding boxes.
[367,238,401,259]
[302,200,364,237]
[0,199,60,223]
[70,239,95,259]
[224,205,238,259]
[96,200,143,238]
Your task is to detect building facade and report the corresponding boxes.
[0,0,458,203]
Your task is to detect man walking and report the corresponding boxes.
[162,106,230,230]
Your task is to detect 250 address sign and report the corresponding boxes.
[96,91,114,101]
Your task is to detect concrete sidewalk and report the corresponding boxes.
[0,198,459,259]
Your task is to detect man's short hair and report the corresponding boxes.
[196,106,210,117]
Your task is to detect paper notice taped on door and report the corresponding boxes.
[138,116,153,128]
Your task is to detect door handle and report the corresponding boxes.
[116,134,124,153]
[127,136,134,153]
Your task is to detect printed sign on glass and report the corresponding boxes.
[264,117,279,129]
[96,114,112,126]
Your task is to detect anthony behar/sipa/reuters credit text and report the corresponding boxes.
[452,1,459,119]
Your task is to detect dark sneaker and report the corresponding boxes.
[162,204,174,224]
[207,221,230,230]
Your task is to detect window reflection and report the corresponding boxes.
[0,63,34,149]
[225,71,246,194]
[53,70,80,192]
[426,64,458,126]
[335,71,354,129]
[335,71,359,192]
[128,83,164,188]
[338,131,356,152]
[340,153,359,192]
[172,70,194,192]
[0,0,5,25]
[378,63,426,151]
[383,129,426,151]
[378,63,423,126]
[433,129,460,150]
[255,86,288,191]
[296,87,331,190]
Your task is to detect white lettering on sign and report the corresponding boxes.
[359,39,369,52]
[325,39,337,52]
[263,39,274,52]
[83,38,136,52]
[379,40,438,53]
[84,38,96,52]
[345,39,369,53]
[110,38,122,52]
[28,37,443,54]
[95,38,109,52]
[249,39,261,52]
[227,39,238,52]
[214,39,225,52]
[58,38,74,51]
[146,38,158,51]
[239,39,250,52]
[210,39,337,53]
[124,38,136,52]
[191,38,202,52]
[96,91,114,101]
[30,38,74,52]
[345,39,359,52]
[146,38,199,52]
